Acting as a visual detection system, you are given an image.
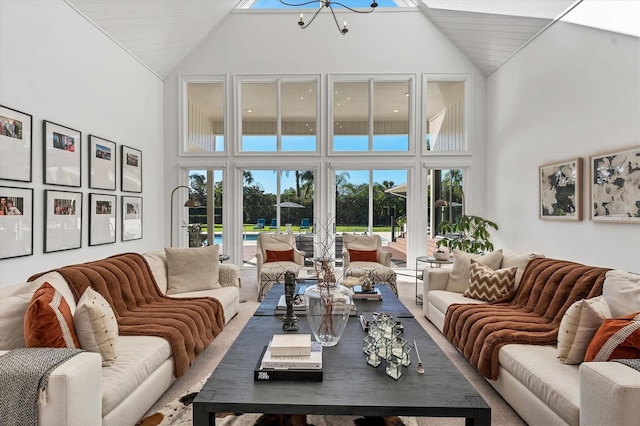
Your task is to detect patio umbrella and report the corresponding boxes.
[274,201,305,224]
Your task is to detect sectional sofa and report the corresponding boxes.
[422,249,640,425]
[0,246,241,426]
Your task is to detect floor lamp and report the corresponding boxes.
[170,185,200,247]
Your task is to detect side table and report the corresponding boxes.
[415,255,453,305]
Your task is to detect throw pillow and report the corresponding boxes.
[165,245,220,295]
[500,251,545,289]
[602,270,640,318]
[463,260,517,302]
[584,312,640,362]
[266,249,294,262]
[349,249,378,263]
[446,249,503,293]
[0,281,41,349]
[24,282,80,349]
[343,233,379,251]
[73,287,119,366]
[557,296,612,364]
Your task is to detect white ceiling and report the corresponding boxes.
[65,0,634,79]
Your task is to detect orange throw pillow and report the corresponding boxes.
[24,282,80,349]
[349,249,378,262]
[266,249,294,262]
[584,312,640,362]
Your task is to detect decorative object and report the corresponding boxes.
[89,193,116,246]
[436,215,498,255]
[279,0,378,35]
[539,158,582,221]
[362,313,411,380]
[589,146,640,223]
[0,105,32,182]
[44,189,82,253]
[43,120,81,187]
[433,248,449,260]
[282,271,299,331]
[413,339,425,374]
[170,185,200,246]
[121,195,142,241]
[88,135,116,190]
[121,145,142,192]
[0,186,33,259]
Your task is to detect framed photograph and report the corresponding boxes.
[0,186,33,259]
[89,193,116,246]
[0,105,32,182]
[122,195,142,241]
[44,189,82,253]
[590,146,640,223]
[121,145,142,192]
[89,135,116,190]
[43,120,81,187]
[539,158,582,221]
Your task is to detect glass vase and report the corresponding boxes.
[303,283,352,347]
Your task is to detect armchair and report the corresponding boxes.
[256,233,305,301]
[342,233,397,294]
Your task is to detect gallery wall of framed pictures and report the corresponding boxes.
[0,103,146,260]
[539,146,640,224]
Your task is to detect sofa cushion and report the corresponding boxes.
[427,290,486,316]
[0,281,40,349]
[73,287,119,366]
[499,344,580,425]
[557,296,611,364]
[585,312,640,361]
[446,249,503,293]
[602,269,640,317]
[463,260,517,302]
[266,249,294,262]
[143,249,169,294]
[349,249,378,262]
[500,250,545,289]
[165,245,220,294]
[101,335,172,416]
[24,282,80,349]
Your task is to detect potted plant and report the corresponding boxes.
[436,215,498,255]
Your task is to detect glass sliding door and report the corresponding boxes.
[186,169,224,249]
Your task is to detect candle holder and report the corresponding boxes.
[282,271,299,331]
[362,313,411,380]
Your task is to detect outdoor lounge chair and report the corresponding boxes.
[253,218,266,231]
[268,218,278,230]
[300,218,311,232]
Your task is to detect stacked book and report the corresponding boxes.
[254,334,323,381]
[352,285,382,300]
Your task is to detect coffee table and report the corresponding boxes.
[194,288,491,426]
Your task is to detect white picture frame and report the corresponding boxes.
[89,193,116,246]
[0,105,32,182]
[44,189,82,253]
[89,135,116,190]
[43,120,82,187]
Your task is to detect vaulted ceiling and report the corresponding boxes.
[65,0,620,79]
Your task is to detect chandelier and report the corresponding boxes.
[279,1,378,35]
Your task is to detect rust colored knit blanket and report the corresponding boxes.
[29,252,225,377]
[443,257,609,380]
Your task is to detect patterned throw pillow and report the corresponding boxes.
[584,312,640,362]
[463,260,517,302]
[446,249,503,293]
[349,249,378,262]
[24,282,80,348]
[266,249,294,262]
[73,287,119,366]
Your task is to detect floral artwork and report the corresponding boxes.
[539,159,582,221]
[590,146,640,223]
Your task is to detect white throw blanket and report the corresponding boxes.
[0,347,84,426]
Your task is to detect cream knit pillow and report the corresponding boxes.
[73,287,119,366]
[446,249,503,293]
[557,296,611,364]
[165,245,220,294]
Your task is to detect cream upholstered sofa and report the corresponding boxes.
[422,249,640,426]
[342,233,397,294]
[256,233,305,301]
[0,247,241,426]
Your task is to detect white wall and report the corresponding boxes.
[487,22,640,272]
[163,10,487,264]
[0,1,165,287]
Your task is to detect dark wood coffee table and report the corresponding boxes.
[193,287,491,426]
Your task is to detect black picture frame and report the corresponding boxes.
[0,105,33,182]
[121,145,142,192]
[122,195,142,241]
[89,193,117,246]
[44,189,83,253]
[43,120,82,187]
[0,186,33,259]
[89,135,116,190]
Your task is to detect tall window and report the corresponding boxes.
[240,78,318,152]
[430,168,464,236]
[186,169,224,247]
[332,78,411,152]
[425,80,466,151]
[184,81,225,153]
